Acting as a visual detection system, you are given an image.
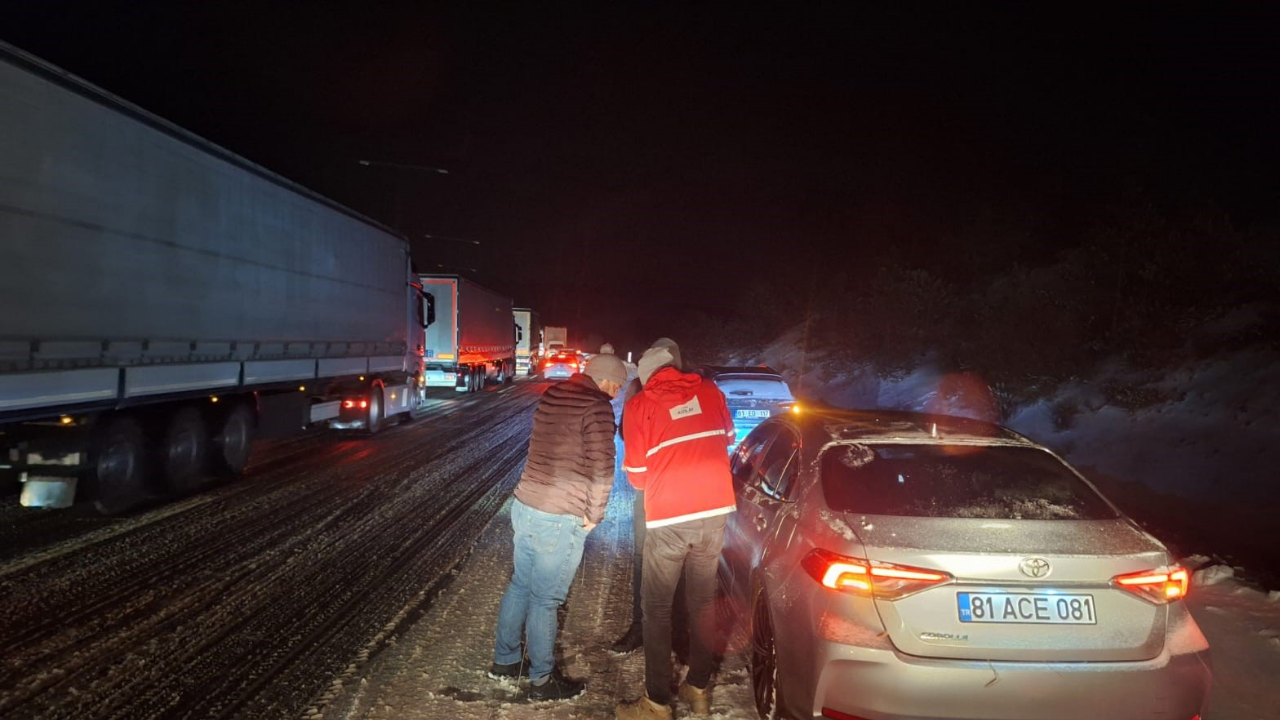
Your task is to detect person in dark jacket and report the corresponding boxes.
[611,337,681,654]
[489,353,627,701]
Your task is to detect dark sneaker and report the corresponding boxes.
[528,669,586,701]
[487,660,528,680]
[610,622,644,654]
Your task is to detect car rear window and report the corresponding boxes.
[820,444,1117,520]
[714,376,793,401]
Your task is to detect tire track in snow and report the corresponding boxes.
[0,380,548,720]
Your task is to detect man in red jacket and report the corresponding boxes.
[616,345,735,720]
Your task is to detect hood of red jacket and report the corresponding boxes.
[643,366,703,405]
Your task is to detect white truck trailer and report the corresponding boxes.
[544,326,568,352]
[0,42,429,512]
[419,275,516,392]
[513,308,543,376]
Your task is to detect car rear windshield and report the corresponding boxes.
[714,376,793,401]
[820,444,1117,520]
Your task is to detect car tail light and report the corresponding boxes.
[802,548,951,600]
[1112,566,1189,604]
[343,400,356,409]
[568,362,578,369]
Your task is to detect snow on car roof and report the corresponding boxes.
[814,409,1029,445]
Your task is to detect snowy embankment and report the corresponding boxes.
[746,326,1280,577]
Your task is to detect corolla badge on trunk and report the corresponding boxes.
[1019,557,1052,578]
[919,631,968,642]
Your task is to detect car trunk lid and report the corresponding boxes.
[854,515,1170,662]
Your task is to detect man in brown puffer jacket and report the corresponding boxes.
[489,352,628,701]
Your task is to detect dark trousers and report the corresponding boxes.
[641,514,726,704]
[631,489,645,623]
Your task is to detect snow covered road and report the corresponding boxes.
[0,381,541,720]
[316,452,762,720]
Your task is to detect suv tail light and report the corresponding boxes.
[1112,566,1189,604]
[802,548,952,600]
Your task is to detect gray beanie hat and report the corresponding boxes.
[584,353,627,386]
[650,337,681,370]
[638,345,676,384]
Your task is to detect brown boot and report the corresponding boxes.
[615,694,673,720]
[678,681,711,715]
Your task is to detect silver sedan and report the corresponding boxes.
[718,408,1211,720]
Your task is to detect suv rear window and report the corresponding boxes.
[820,444,1117,520]
[713,376,793,400]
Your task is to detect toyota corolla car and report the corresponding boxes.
[699,366,797,448]
[719,408,1211,720]
[540,349,582,380]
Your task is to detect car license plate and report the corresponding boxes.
[734,409,771,419]
[957,592,1097,624]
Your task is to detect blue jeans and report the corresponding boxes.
[493,498,588,682]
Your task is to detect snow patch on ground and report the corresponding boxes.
[1195,564,1237,587]
[1188,576,1280,719]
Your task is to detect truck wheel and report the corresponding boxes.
[91,416,148,514]
[212,404,255,478]
[162,406,211,495]
[366,383,384,434]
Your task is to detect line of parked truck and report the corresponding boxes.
[0,42,569,512]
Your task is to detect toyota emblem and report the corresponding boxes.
[1019,557,1052,579]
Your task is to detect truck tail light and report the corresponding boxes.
[343,400,355,409]
[801,549,951,600]
[1112,567,1189,604]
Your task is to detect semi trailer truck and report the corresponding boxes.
[418,274,516,392]
[513,308,543,376]
[0,42,429,512]
[544,326,568,352]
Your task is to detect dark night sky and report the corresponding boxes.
[6,3,1279,350]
